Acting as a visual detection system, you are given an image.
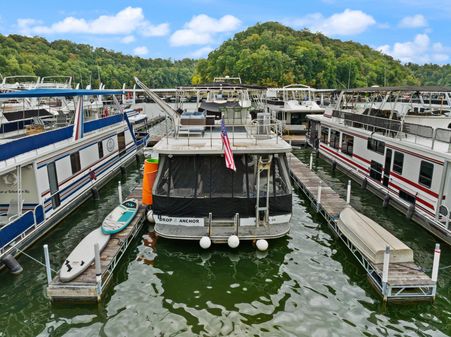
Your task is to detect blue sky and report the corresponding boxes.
[1,0,450,64]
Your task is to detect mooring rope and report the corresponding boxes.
[14,247,58,273]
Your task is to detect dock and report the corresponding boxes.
[282,134,306,146]
[47,187,146,302]
[288,153,437,302]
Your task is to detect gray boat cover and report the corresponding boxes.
[337,207,413,264]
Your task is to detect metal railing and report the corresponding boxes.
[332,110,450,150]
[165,118,284,147]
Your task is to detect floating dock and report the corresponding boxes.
[288,153,438,302]
[47,187,146,303]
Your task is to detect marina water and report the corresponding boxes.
[0,110,450,336]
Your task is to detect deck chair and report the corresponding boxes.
[0,198,23,226]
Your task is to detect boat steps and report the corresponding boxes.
[287,152,437,302]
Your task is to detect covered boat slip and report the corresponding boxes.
[288,153,437,302]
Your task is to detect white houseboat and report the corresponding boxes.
[0,88,149,271]
[149,93,292,245]
[307,86,451,245]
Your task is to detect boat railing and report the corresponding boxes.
[167,118,284,147]
[332,110,450,151]
[0,204,45,256]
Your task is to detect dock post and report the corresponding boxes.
[208,212,212,237]
[309,152,313,170]
[43,244,52,285]
[346,180,351,205]
[432,243,441,282]
[382,246,390,301]
[118,181,123,204]
[316,182,322,212]
[94,243,102,301]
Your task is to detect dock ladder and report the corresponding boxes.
[255,155,272,227]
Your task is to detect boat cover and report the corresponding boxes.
[337,207,413,264]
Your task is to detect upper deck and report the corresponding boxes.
[153,117,291,155]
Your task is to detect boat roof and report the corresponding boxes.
[343,86,451,93]
[0,88,123,99]
[177,82,266,90]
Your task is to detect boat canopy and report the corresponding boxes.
[0,88,124,99]
[343,86,451,93]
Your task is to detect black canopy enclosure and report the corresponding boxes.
[152,153,292,218]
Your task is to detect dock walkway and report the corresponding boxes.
[47,187,146,302]
[288,153,436,302]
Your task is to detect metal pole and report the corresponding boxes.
[346,180,351,204]
[382,245,390,301]
[208,212,212,237]
[94,243,102,300]
[43,244,52,285]
[431,243,441,283]
[118,181,123,204]
[316,182,322,212]
[309,152,313,170]
[235,213,239,235]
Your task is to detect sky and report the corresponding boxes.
[1,0,450,64]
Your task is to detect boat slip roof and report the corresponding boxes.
[0,88,124,98]
[338,207,413,264]
[343,86,451,93]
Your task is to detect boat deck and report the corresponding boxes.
[288,153,436,302]
[47,187,146,302]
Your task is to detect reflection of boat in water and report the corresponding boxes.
[141,235,289,315]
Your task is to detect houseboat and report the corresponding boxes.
[0,88,149,271]
[307,86,451,245]
[149,92,292,245]
[266,84,325,134]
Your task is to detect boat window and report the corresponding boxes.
[341,133,353,156]
[367,138,385,155]
[70,152,81,174]
[369,160,383,181]
[321,127,329,143]
[154,154,290,199]
[170,156,197,197]
[330,130,340,150]
[117,131,126,157]
[419,161,433,188]
[155,156,170,196]
[392,152,404,174]
[98,141,104,159]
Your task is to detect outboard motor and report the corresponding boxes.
[1,254,23,274]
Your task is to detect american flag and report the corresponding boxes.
[221,118,236,171]
[72,97,84,141]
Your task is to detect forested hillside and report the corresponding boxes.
[0,34,196,88]
[194,22,420,88]
[0,23,449,89]
[406,63,451,86]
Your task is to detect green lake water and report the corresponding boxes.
[0,147,449,337]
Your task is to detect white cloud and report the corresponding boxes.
[17,7,169,37]
[133,46,149,56]
[170,14,240,46]
[398,14,427,28]
[377,34,449,64]
[288,9,375,36]
[120,35,135,44]
[189,46,214,58]
[142,23,170,37]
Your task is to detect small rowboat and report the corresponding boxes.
[101,198,139,235]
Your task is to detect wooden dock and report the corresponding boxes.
[47,187,146,303]
[288,153,437,302]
